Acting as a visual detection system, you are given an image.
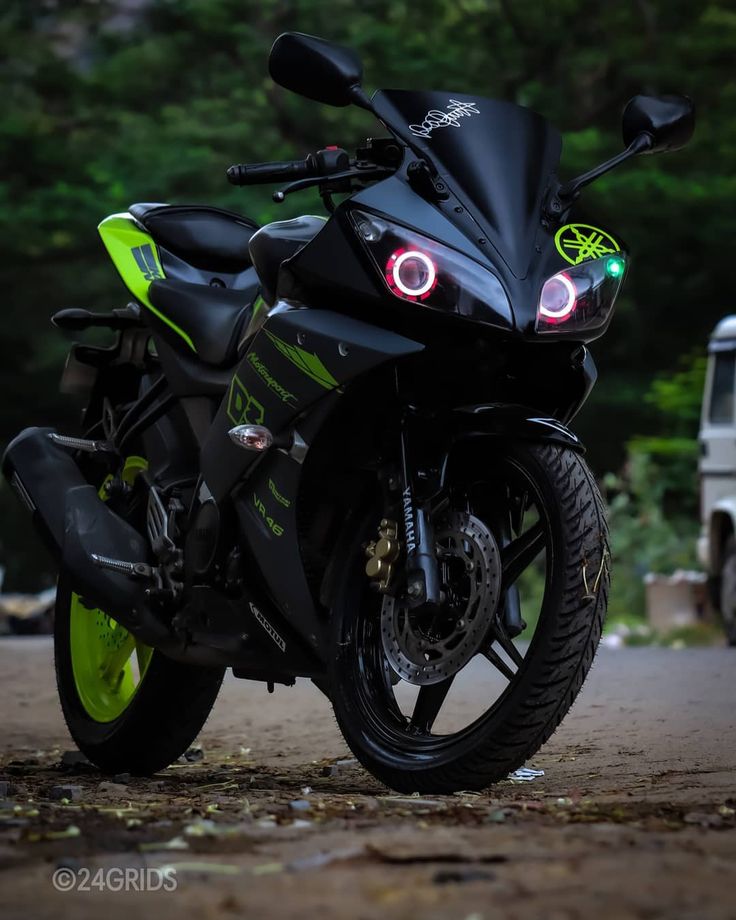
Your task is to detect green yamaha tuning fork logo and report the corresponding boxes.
[554,224,621,265]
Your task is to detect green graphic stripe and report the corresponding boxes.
[263,330,338,390]
[98,213,196,353]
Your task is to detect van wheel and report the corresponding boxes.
[719,539,736,646]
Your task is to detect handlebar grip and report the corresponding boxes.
[226,159,314,186]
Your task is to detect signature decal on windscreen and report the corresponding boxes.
[409,100,480,138]
[555,224,621,265]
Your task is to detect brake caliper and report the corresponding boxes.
[365,518,401,593]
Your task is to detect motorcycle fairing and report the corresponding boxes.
[200,307,424,502]
[371,90,563,281]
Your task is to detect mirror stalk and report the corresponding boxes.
[560,133,653,200]
[544,133,653,221]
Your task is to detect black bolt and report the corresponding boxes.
[478,238,486,244]
[454,206,463,213]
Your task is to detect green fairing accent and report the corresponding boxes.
[227,374,265,426]
[70,456,153,722]
[554,223,621,265]
[263,329,338,390]
[98,213,197,353]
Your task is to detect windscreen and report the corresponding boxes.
[372,90,562,280]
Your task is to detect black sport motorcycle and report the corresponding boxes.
[2,33,694,793]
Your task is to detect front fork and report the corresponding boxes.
[398,418,442,608]
[393,400,523,635]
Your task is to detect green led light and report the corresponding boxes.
[605,256,625,278]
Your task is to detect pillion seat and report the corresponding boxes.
[148,278,259,367]
[130,203,259,275]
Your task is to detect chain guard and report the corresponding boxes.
[381,511,501,686]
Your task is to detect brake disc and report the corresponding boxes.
[381,511,501,686]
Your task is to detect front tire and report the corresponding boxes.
[330,442,609,793]
[55,574,224,774]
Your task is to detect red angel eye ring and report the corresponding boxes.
[386,249,437,299]
[539,272,576,323]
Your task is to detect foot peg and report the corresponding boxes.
[91,554,154,580]
[49,433,114,455]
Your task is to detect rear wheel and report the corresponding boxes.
[330,442,609,793]
[53,455,224,774]
[55,575,224,774]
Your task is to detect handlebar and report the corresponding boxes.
[226,142,401,202]
[226,158,316,186]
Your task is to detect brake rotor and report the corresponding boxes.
[381,511,501,686]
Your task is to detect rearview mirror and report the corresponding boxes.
[622,94,695,154]
[269,32,365,108]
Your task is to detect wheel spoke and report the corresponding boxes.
[410,677,455,733]
[501,520,545,589]
[482,646,516,681]
[100,630,136,686]
[493,623,525,670]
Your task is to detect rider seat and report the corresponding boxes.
[130,203,259,275]
[148,278,258,367]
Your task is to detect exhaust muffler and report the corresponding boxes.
[2,427,170,646]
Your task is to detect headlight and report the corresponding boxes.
[536,255,627,336]
[350,210,513,330]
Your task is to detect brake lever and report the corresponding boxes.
[272,167,394,203]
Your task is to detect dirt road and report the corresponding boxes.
[1,638,734,920]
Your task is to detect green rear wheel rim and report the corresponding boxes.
[68,454,153,723]
[69,594,153,722]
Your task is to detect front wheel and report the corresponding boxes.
[330,442,609,793]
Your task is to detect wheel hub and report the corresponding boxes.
[381,511,501,685]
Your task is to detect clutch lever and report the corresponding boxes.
[272,167,394,203]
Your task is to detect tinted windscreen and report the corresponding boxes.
[372,90,562,279]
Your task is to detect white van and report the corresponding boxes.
[698,315,736,644]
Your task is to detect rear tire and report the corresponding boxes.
[54,574,224,774]
[330,442,609,793]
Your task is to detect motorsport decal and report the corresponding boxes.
[263,329,338,390]
[249,602,286,652]
[409,99,480,139]
[131,243,163,281]
[268,478,291,508]
[246,350,297,405]
[226,375,265,426]
[554,224,621,266]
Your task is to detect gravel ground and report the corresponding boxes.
[0,638,734,920]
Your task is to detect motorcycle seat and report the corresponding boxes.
[129,203,259,275]
[148,278,259,367]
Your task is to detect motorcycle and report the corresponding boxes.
[2,33,694,793]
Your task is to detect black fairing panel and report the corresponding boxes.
[371,90,562,280]
[200,307,423,502]
[248,216,326,304]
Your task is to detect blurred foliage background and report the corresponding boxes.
[0,0,734,607]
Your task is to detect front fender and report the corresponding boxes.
[452,404,584,453]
